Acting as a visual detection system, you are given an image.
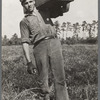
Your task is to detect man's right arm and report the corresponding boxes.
[20,20,31,63]
[22,43,31,63]
[22,42,36,74]
[20,20,37,74]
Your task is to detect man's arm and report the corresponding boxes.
[20,21,31,62]
[22,42,37,74]
[20,21,37,74]
[22,43,31,63]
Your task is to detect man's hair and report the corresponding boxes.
[20,0,35,5]
[20,0,25,5]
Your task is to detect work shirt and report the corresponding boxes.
[20,8,56,44]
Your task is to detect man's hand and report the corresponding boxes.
[27,61,37,74]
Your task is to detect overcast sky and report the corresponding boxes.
[2,0,98,38]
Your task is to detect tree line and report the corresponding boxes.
[2,33,21,46]
[54,20,98,44]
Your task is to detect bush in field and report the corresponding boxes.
[2,45,98,100]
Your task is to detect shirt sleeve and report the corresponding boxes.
[20,21,31,44]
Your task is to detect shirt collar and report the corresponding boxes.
[25,12,37,17]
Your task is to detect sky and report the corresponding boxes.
[2,0,98,38]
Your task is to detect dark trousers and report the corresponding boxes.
[33,38,69,100]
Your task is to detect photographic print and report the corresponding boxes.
[2,0,98,100]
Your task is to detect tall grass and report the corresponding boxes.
[2,44,98,100]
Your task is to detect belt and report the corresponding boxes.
[33,35,56,48]
[44,35,56,40]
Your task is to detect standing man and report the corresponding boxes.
[19,0,69,100]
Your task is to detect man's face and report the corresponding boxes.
[23,0,35,13]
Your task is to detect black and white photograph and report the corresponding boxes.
[2,0,98,100]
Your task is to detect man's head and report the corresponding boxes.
[20,0,35,14]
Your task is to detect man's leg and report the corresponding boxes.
[49,39,69,100]
[33,41,50,100]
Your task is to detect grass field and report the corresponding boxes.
[2,44,98,100]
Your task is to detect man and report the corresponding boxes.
[19,0,69,100]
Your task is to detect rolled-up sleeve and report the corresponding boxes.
[20,21,30,44]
